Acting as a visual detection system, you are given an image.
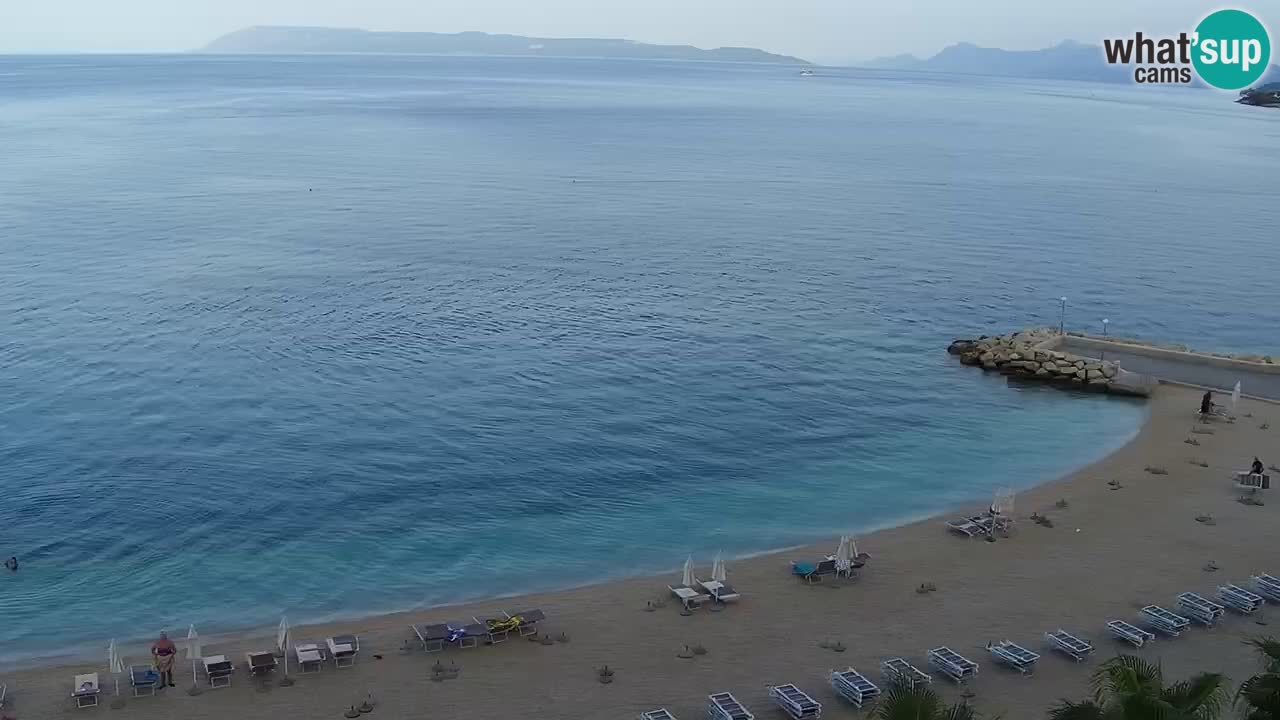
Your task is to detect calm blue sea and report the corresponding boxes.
[2,54,1277,662]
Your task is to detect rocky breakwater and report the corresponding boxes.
[947,328,1151,397]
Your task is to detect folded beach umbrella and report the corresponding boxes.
[186,624,201,687]
[1233,381,1242,415]
[681,554,694,588]
[834,536,851,575]
[108,638,124,696]
[277,616,290,675]
[712,551,727,584]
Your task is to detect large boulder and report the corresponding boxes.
[947,339,979,355]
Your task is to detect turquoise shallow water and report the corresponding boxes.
[1,54,1276,662]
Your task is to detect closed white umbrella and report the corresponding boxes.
[1232,381,1242,416]
[834,536,851,576]
[711,551,726,584]
[186,624,201,688]
[681,554,694,588]
[277,616,290,676]
[108,639,124,696]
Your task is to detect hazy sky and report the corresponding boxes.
[0,0,1264,64]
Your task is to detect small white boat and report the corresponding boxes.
[799,69,815,77]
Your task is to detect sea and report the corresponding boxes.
[2,53,1278,663]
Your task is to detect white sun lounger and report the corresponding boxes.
[946,517,985,537]
[202,655,234,688]
[696,578,741,603]
[668,584,710,610]
[881,657,932,688]
[1219,584,1266,614]
[1176,592,1225,626]
[0,683,7,710]
[987,641,1039,675]
[327,635,358,667]
[72,673,100,709]
[768,684,822,719]
[707,691,754,720]
[928,647,978,684]
[639,710,678,720]
[1044,629,1094,662]
[295,643,324,673]
[1141,605,1191,636]
[1107,620,1155,647]
[1254,574,1280,602]
[830,668,880,708]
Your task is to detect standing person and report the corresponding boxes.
[1200,391,1213,416]
[1253,457,1266,475]
[152,632,178,687]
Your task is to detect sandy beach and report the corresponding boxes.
[4,383,1278,719]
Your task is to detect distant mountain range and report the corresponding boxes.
[865,40,1280,86]
[199,26,808,64]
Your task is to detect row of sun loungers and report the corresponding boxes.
[411,609,545,653]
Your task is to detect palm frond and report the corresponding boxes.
[1162,672,1229,717]
[1247,637,1280,672]
[876,680,943,720]
[940,702,982,720]
[1237,672,1280,715]
[1046,699,1107,720]
[1091,655,1163,702]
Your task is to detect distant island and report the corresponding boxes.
[865,40,1280,87]
[199,26,808,64]
[1238,82,1280,108]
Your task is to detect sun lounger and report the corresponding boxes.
[639,710,678,720]
[72,672,100,708]
[707,691,754,720]
[790,559,837,584]
[413,623,448,652]
[830,668,880,708]
[246,650,278,675]
[295,643,324,673]
[881,657,931,688]
[1044,629,1094,662]
[928,647,978,684]
[1176,592,1225,626]
[504,608,546,636]
[1107,620,1155,648]
[1254,574,1280,602]
[203,655,233,688]
[986,641,1038,675]
[327,634,358,667]
[1218,584,1266,614]
[946,516,986,537]
[473,616,513,644]
[696,578,741,603]
[668,584,710,609]
[768,684,821,719]
[1141,605,1191,636]
[129,664,160,697]
[1236,471,1270,491]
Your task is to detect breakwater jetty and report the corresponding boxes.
[947,328,1153,396]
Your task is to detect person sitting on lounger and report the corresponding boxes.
[1201,391,1214,415]
[152,632,177,688]
[1254,457,1266,476]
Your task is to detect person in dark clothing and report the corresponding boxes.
[3,557,16,572]
[1201,391,1213,415]
[1254,457,1266,475]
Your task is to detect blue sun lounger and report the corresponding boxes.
[928,647,978,684]
[1044,629,1094,662]
[707,692,754,720]
[768,684,821,719]
[791,559,837,584]
[987,641,1038,675]
[1218,584,1265,614]
[1176,592,1224,627]
[1107,620,1155,647]
[129,665,160,697]
[1253,574,1280,602]
[1141,605,1191,636]
[881,657,932,688]
[830,668,880,708]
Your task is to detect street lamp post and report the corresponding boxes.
[1101,318,1110,361]
[1059,297,1067,335]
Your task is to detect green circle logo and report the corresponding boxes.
[1192,9,1271,90]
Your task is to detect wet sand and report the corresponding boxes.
[4,384,1278,719]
